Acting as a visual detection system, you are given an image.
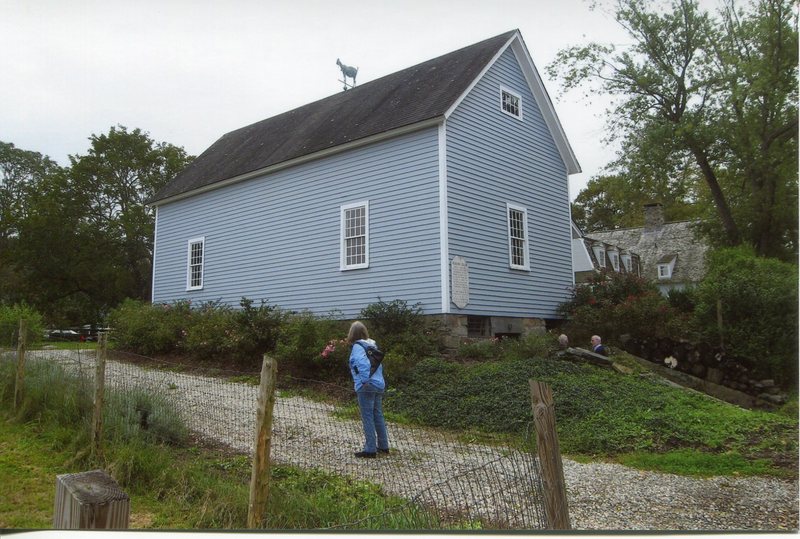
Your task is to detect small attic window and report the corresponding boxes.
[592,244,606,268]
[500,86,522,119]
[609,250,619,271]
[657,255,677,280]
[620,252,632,272]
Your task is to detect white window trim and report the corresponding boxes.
[592,245,606,268]
[186,236,205,291]
[621,253,632,272]
[609,250,620,272]
[340,200,370,270]
[658,257,676,279]
[500,85,523,120]
[506,203,530,271]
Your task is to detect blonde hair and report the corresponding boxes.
[347,321,369,344]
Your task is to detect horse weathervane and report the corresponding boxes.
[336,58,358,90]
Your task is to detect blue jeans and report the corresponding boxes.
[356,384,388,453]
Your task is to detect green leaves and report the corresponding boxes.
[550,0,798,258]
[1,127,193,325]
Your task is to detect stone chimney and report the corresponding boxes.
[644,203,665,232]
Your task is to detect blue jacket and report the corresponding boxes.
[349,338,385,392]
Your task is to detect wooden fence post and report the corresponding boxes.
[53,469,129,529]
[247,355,278,528]
[91,333,107,459]
[14,319,27,410]
[529,379,571,530]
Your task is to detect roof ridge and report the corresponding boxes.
[148,30,527,205]
[218,30,519,140]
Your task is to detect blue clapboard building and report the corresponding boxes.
[148,30,581,342]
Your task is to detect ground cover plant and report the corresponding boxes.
[386,356,798,478]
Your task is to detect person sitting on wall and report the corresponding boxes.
[591,335,608,356]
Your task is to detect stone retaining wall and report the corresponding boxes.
[619,335,788,407]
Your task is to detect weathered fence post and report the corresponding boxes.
[53,469,129,529]
[529,379,571,530]
[14,319,27,410]
[247,355,278,528]
[91,333,108,459]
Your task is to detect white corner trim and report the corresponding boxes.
[509,38,581,174]
[443,33,517,119]
[438,122,450,314]
[152,206,159,301]
[443,31,581,175]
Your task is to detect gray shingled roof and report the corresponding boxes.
[149,30,518,204]
[587,221,708,284]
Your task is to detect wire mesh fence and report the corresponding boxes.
[3,337,550,530]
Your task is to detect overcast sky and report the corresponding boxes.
[1,0,634,200]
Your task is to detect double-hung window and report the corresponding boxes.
[341,201,369,270]
[507,203,529,270]
[186,237,205,290]
[500,86,522,120]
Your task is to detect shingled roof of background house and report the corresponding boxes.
[587,215,708,286]
[149,30,525,205]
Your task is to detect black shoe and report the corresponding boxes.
[355,451,376,458]
[377,448,390,454]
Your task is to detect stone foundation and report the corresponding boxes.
[431,314,546,349]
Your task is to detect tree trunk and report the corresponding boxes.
[690,144,741,246]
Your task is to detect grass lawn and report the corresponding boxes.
[0,421,77,528]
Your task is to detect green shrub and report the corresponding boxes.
[233,298,286,361]
[456,338,502,361]
[110,298,286,366]
[104,388,189,446]
[557,271,685,345]
[666,287,697,313]
[0,302,45,347]
[180,300,238,361]
[693,246,799,384]
[0,358,93,427]
[275,312,349,378]
[109,299,190,356]
[359,298,441,357]
[500,333,556,362]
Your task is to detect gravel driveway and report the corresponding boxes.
[37,350,800,531]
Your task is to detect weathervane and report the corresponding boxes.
[336,58,358,91]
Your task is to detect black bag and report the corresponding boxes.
[355,341,385,376]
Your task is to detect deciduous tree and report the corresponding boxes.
[550,0,798,258]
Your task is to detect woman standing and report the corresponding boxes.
[347,321,389,458]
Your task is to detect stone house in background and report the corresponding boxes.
[571,220,642,284]
[586,203,708,294]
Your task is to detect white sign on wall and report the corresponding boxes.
[451,256,470,309]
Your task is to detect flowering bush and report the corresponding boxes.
[274,313,350,377]
[359,298,442,357]
[558,270,684,346]
[320,338,348,360]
